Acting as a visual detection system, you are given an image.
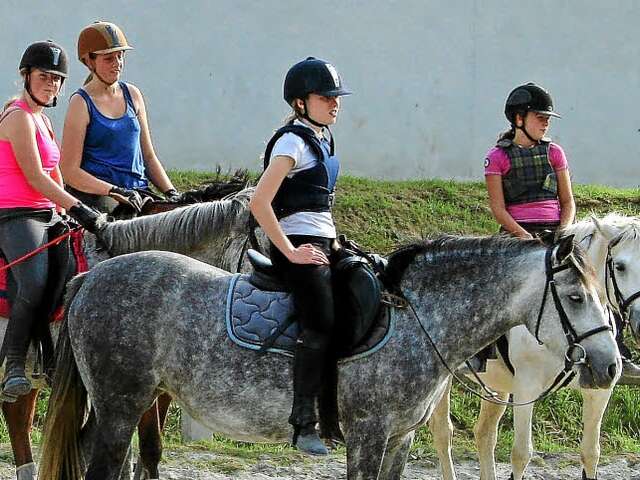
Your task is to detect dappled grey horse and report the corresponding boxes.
[38,235,620,480]
[0,187,264,480]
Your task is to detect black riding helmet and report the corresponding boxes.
[504,83,560,143]
[283,57,351,127]
[19,40,68,108]
[504,82,561,124]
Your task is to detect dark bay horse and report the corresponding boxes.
[0,185,263,480]
[38,235,619,480]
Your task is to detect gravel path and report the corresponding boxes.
[0,447,637,479]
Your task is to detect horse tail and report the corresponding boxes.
[38,273,90,480]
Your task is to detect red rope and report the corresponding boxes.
[0,227,82,273]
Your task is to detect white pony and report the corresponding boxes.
[429,214,640,480]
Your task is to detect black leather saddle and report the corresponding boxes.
[246,247,385,352]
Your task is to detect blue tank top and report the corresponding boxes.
[75,82,148,189]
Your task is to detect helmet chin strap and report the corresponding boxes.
[515,116,539,144]
[24,73,58,108]
[91,68,117,87]
[302,100,327,128]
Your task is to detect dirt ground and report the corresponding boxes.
[1,447,636,480]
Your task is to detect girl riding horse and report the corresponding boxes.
[60,21,181,216]
[0,41,101,401]
[249,57,350,455]
[483,82,639,377]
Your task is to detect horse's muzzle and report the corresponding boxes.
[576,357,621,389]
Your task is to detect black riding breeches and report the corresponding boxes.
[270,235,335,345]
[0,209,61,362]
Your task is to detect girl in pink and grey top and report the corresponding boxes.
[484,83,575,239]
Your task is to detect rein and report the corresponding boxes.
[0,226,81,273]
[236,213,261,274]
[399,243,611,407]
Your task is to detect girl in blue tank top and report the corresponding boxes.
[60,21,180,216]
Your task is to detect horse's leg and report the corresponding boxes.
[378,431,415,480]
[344,419,390,480]
[474,391,509,480]
[134,393,171,480]
[85,421,138,480]
[428,378,457,480]
[2,388,38,479]
[509,394,536,480]
[156,393,172,429]
[580,387,612,480]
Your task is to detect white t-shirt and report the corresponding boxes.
[270,120,336,238]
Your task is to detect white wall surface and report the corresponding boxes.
[1,1,638,186]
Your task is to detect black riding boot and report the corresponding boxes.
[289,339,329,455]
[1,318,32,401]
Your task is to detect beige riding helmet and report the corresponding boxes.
[77,21,133,65]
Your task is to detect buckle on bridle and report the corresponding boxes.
[565,343,588,366]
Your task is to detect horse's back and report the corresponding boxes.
[67,251,233,370]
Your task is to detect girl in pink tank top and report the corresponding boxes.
[0,41,103,403]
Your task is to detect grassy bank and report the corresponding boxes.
[8,171,640,463]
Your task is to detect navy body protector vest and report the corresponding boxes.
[263,124,340,219]
[498,138,558,206]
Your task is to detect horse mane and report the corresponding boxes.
[560,213,640,247]
[385,234,595,289]
[98,188,254,256]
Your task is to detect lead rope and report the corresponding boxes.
[0,227,81,273]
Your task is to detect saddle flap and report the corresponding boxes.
[247,249,289,292]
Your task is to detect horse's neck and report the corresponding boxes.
[402,253,544,367]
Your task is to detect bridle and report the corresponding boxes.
[605,234,640,338]
[403,242,612,406]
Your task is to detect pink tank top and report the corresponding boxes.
[0,100,59,209]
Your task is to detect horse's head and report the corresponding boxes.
[528,235,620,389]
[591,215,640,349]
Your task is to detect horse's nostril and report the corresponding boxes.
[608,363,619,380]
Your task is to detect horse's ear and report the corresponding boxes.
[555,234,575,263]
[592,215,617,241]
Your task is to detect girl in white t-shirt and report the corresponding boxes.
[249,57,350,455]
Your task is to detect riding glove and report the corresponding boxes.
[68,203,105,234]
[164,188,183,203]
[108,186,144,212]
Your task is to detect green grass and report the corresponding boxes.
[13,170,640,461]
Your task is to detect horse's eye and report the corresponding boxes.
[615,262,626,272]
[569,294,584,303]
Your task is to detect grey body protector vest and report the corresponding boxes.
[498,138,558,206]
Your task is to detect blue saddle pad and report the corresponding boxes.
[226,274,299,356]
[225,273,396,360]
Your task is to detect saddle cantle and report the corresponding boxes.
[226,249,393,359]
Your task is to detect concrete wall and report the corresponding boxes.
[2,1,638,186]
